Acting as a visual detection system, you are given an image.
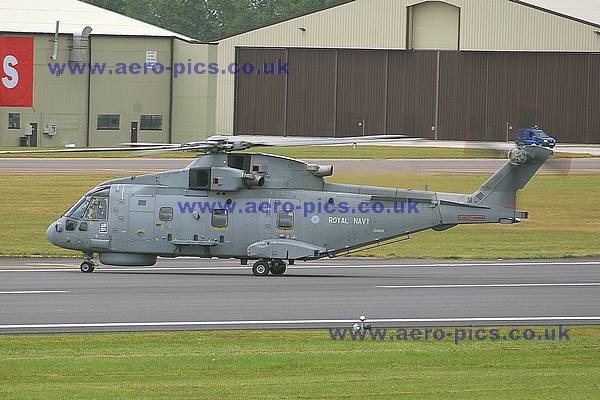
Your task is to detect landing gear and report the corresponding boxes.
[251,259,288,276]
[269,260,287,276]
[252,260,270,276]
[80,253,96,273]
[80,261,95,273]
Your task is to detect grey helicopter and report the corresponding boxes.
[1,135,552,276]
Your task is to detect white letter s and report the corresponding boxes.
[2,55,19,89]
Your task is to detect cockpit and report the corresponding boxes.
[65,187,109,222]
[47,186,111,253]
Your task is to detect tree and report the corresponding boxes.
[83,0,125,14]
[81,0,341,41]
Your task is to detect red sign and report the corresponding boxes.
[0,37,34,107]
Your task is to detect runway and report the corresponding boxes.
[1,157,599,174]
[0,257,598,333]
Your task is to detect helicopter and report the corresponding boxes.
[0,135,553,276]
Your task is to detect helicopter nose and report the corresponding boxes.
[47,221,58,245]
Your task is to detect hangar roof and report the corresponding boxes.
[215,0,600,41]
[0,0,197,42]
[517,0,600,28]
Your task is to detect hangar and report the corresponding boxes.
[0,0,216,147]
[216,0,600,143]
[2,0,600,146]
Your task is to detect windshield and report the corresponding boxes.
[65,197,91,219]
[64,187,110,220]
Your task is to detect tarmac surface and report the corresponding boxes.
[0,257,598,333]
[1,157,599,174]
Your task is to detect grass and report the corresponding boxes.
[0,146,587,159]
[0,328,598,399]
[0,174,116,257]
[331,172,600,259]
[0,172,599,259]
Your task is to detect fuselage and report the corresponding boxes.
[47,149,545,267]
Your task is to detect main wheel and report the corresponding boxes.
[252,260,269,276]
[80,261,95,273]
[270,260,287,276]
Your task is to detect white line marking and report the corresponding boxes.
[305,261,600,268]
[0,316,599,330]
[0,260,599,273]
[377,283,600,289]
[0,291,69,294]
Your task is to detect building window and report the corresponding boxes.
[97,114,120,130]
[277,211,294,230]
[140,115,163,131]
[159,207,173,222]
[212,209,228,228]
[8,113,20,129]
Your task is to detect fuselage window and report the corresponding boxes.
[277,211,294,229]
[159,207,174,222]
[65,220,77,231]
[212,209,228,228]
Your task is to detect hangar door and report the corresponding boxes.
[234,47,600,143]
[234,48,387,137]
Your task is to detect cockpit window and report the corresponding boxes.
[64,187,109,220]
[85,196,108,221]
[66,198,90,220]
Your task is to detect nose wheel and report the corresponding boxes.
[251,260,287,276]
[80,253,96,273]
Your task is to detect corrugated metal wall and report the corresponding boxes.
[335,50,387,137]
[589,55,600,143]
[234,48,600,143]
[387,51,437,137]
[437,52,600,143]
[234,48,286,135]
[287,49,337,136]
[217,0,600,135]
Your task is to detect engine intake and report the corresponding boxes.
[306,164,334,178]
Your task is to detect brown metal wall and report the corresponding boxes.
[438,52,488,140]
[437,52,600,143]
[234,48,600,143]
[537,54,589,144]
[589,55,600,145]
[387,51,437,138]
[286,49,337,137]
[485,52,539,140]
[335,50,387,137]
[234,48,286,135]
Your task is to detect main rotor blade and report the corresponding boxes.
[120,142,182,148]
[241,135,413,148]
[136,144,216,156]
[0,146,183,155]
[0,135,417,156]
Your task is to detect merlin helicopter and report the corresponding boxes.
[1,135,553,276]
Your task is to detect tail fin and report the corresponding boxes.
[472,145,553,209]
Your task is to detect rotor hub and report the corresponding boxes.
[508,147,528,166]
